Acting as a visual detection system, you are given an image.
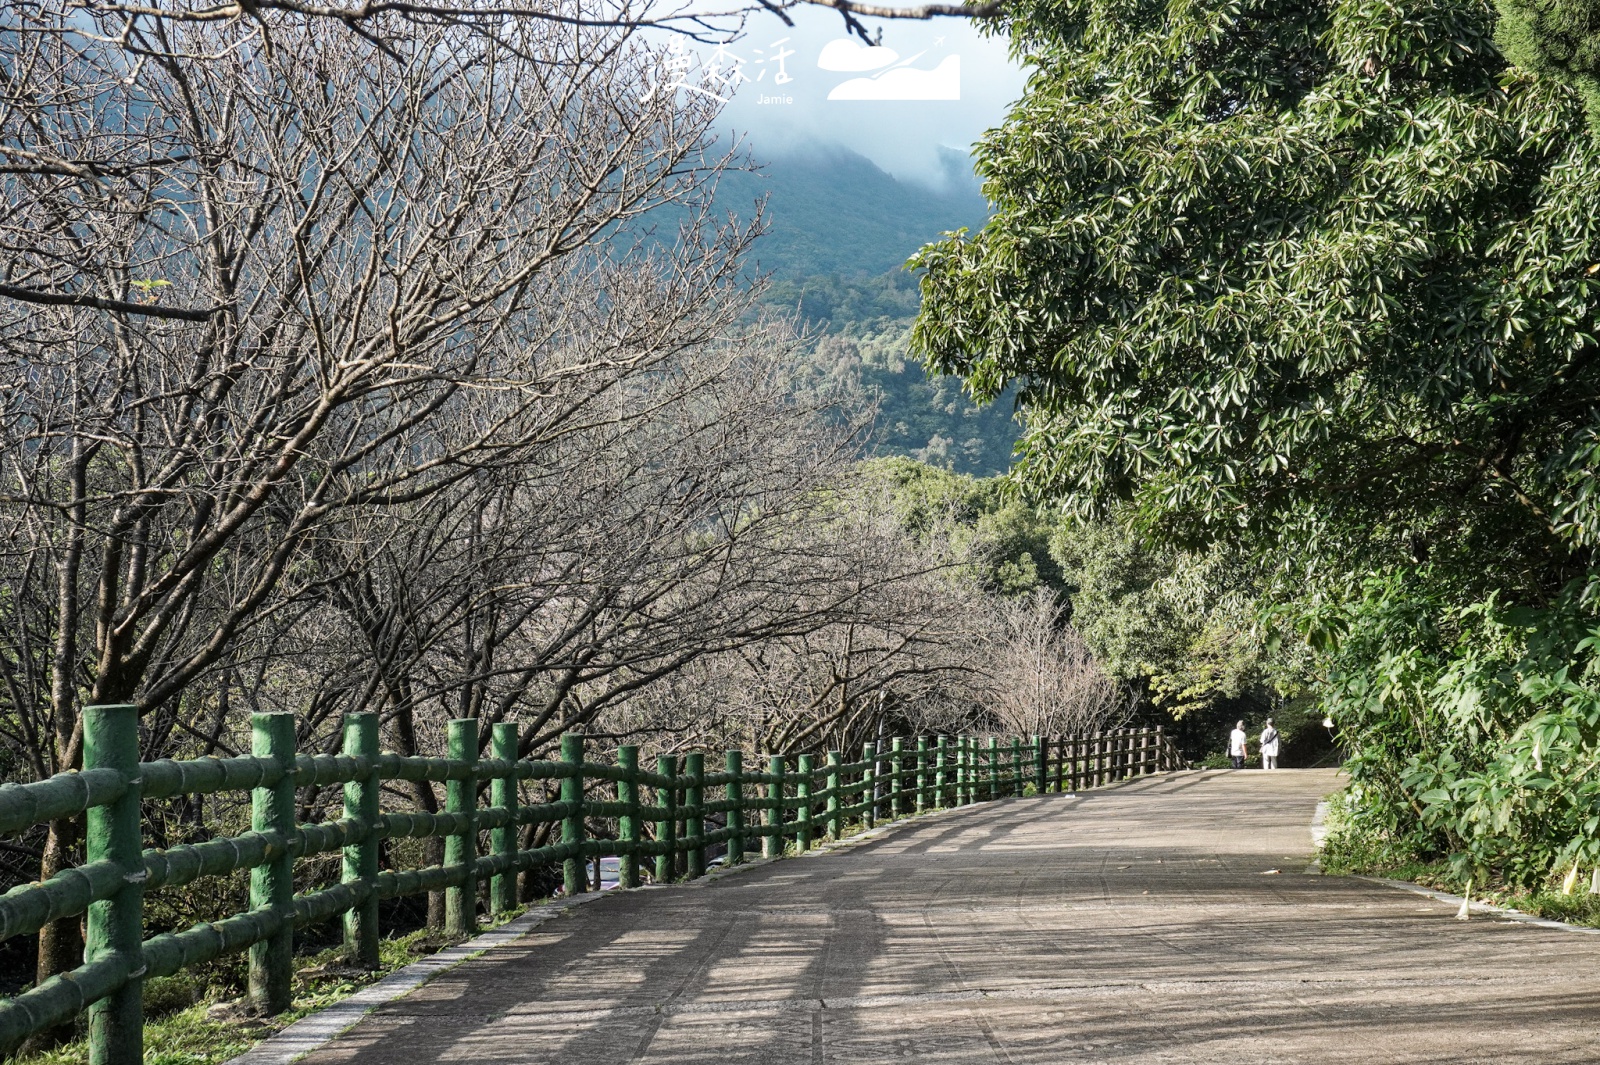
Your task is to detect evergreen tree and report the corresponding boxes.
[1495,0,1600,127]
[912,0,1600,601]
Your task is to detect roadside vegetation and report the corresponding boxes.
[911,0,1600,897]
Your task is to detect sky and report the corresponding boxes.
[660,7,1027,190]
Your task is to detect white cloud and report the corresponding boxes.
[827,55,960,101]
[816,38,900,72]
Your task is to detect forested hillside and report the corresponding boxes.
[723,146,1019,475]
[720,144,987,280]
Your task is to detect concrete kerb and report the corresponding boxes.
[224,891,612,1065]
[224,793,1059,1065]
[1304,798,1331,874]
[1302,790,1600,936]
[1359,876,1600,936]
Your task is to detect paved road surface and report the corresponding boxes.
[300,770,1600,1064]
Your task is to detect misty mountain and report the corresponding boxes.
[724,144,987,281]
[721,144,1019,476]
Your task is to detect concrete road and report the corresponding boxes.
[300,770,1600,1064]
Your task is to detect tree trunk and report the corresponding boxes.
[24,816,83,1051]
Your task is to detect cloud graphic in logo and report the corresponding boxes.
[817,38,900,72]
[827,54,960,101]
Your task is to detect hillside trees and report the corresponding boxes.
[912,0,1600,602]
[987,589,1129,736]
[0,6,1084,994]
[910,0,1600,873]
[866,458,1295,747]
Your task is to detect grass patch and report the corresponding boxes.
[8,907,533,1065]
[1319,789,1600,930]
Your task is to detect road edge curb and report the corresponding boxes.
[1359,876,1600,936]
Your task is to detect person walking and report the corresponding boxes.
[1228,721,1248,769]
[1259,719,1280,770]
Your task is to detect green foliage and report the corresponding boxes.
[1048,519,1300,721]
[800,315,1022,476]
[1317,789,1436,875]
[1320,783,1600,928]
[761,271,923,325]
[1495,0,1600,128]
[866,458,1058,592]
[911,0,1600,596]
[1318,572,1600,886]
[869,459,1304,742]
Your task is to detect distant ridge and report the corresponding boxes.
[715,140,1017,476]
[719,144,987,281]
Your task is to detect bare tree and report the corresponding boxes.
[986,589,1128,737]
[0,7,750,988]
[605,473,992,757]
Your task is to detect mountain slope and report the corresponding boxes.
[723,143,1019,476]
[723,144,986,281]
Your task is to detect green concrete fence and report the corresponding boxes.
[0,709,1184,1063]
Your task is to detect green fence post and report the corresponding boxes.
[673,756,689,878]
[248,712,295,1016]
[490,723,519,914]
[796,754,815,850]
[342,712,380,968]
[655,755,677,882]
[825,751,842,839]
[987,736,999,801]
[916,737,930,812]
[684,752,706,878]
[956,736,969,806]
[560,732,586,898]
[861,743,876,828]
[83,703,143,1065]
[445,718,479,936]
[890,737,905,818]
[764,755,786,859]
[618,746,641,888]
[1033,735,1047,795]
[725,751,744,865]
[934,736,948,809]
[1011,737,1023,797]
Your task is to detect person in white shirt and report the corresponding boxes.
[1259,718,1280,770]
[1228,721,1248,769]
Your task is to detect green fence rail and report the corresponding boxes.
[0,708,1184,1063]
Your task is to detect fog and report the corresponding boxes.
[690,7,1026,191]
